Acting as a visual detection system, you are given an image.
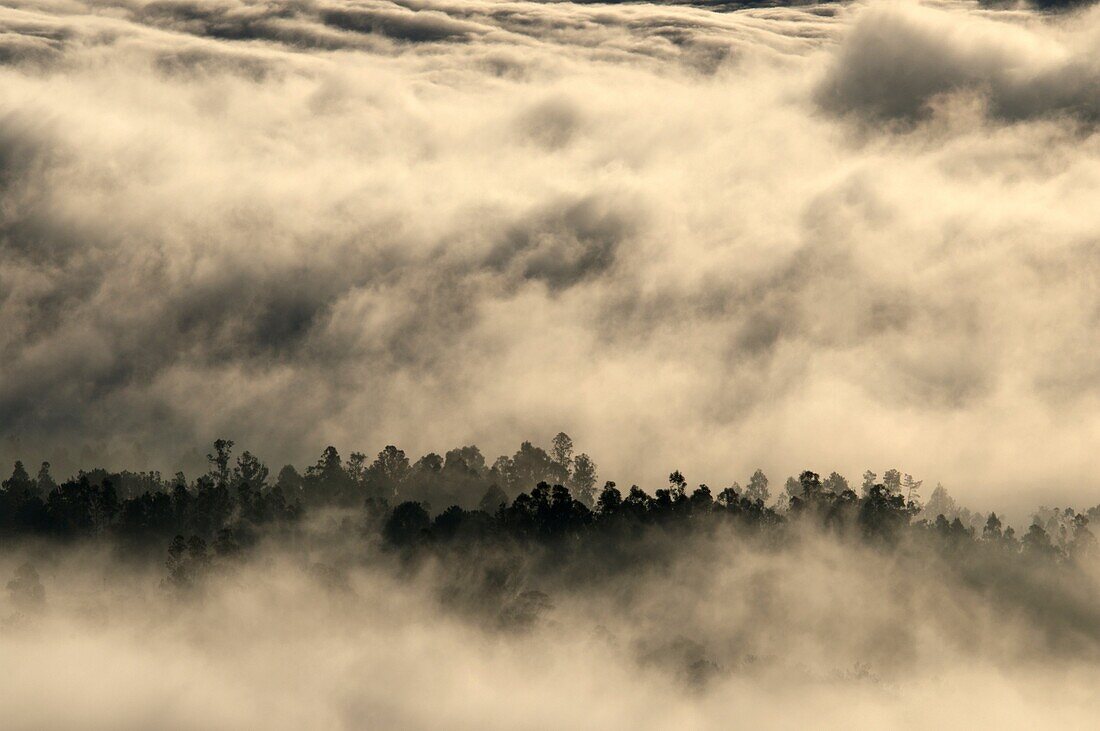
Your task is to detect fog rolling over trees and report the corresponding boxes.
[4,433,1100,728]
[7,0,1100,726]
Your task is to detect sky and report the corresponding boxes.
[3,0,1100,513]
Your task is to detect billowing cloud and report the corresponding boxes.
[817,2,1100,122]
[6,523,1100,729]
[2,0,1100,515]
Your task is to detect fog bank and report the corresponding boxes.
[5,520,1100,729]
[3,0,1100,508]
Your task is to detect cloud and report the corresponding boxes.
[318,4,483,43]
[817,2,1100,123]
[486,194,636,290]
[514,94,584,150]
[1,0,1100,514]
[5,526,1100,729]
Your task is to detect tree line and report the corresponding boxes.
[0,433,1096,581]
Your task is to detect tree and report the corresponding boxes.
[823,472,849,495]
[305,446,353,504]
[188,476,231,537]
[859,483,909,541]
[433,446,492,509]
[624,485,651,518]
[384,502,430,546]
[312,446,344,481]
[414,453,443,474]
[982,512,1003,541]
[36,462,57,496]
[690,485,713,512]
[934,514,951,535]
[546,483,590,535]
[1071,513,1097,559]
[275,464,303,501]
[861,470,877,497]
[596,482,622,517]
[798,471,822,499]
[668,471,688,501]
[233,451,269,491]
[716,485,740,508]
[745,470,769,504]
[91,479,119,534]
[171,476,192,527]
[503,442,556,494]
[444,446,487,476]
[405,453,445,510]
[346,452,367,485]
[213,526,243,557]
[372,446,410,481]
[882,469,902,496]
[206,439,234,487]
[368,446,410,501]
[923,483,957,522]
[902,474,923,509]
[551,432,574,474]
[3,461,34,496]
[949,517,971,540]
[478,485,508,514]
[569,453,598,506]
[783,476,800,502]
[1023,523,1056,558]
[489,455,512,486]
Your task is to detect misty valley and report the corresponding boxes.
[3,436,1100,728]
[4,0,1100,725]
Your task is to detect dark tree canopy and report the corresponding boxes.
[0,434,1095,600]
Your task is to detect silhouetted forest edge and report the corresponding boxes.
[1,434,1097,595]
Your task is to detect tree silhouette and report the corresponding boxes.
[478,484,509,514]
[206,439,234,488]
[596,482,622,517]
[0,436,1095,597]
[368,446,410,502]
[385,501,431,547]
[861,470,877,497]
[551,432,574,474]
[36,462,58,495]
[823,471,849,496]
[983,512,1003,541]
[745,469,769,504]
[1023,523,1056,558]
[569,453,598,506]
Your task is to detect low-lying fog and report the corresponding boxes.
[4,514,1100,730]
[5,0,1100,724]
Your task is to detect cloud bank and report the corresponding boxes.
[5,520,1100,730]
[2,0,1100,511]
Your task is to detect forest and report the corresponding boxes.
[2,433,1096,606]
[4,434,1100,729]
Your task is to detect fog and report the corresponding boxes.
[4,513,1100,730]
[4,0,1100,723]
[3,0,1100,509]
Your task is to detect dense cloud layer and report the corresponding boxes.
[819,2,1100,121]
[2,0,1100,512]
[5,519,1100,730]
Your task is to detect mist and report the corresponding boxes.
[5,504,1100,730]
[3,430,1100,728]
[3,0,1100,509]
[5,0,1100,725]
